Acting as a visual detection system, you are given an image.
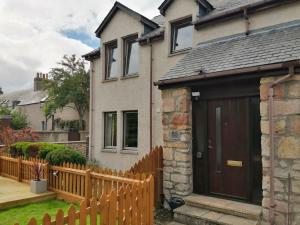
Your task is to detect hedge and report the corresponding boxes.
[9,142,86,165]
[46,149,86,165]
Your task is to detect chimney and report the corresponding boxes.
[34,72,48,91]
[0,87,3,95]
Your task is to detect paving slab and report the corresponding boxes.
[0,176,56,209]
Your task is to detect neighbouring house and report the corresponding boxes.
[85,0,300,224]
[0,73,89,141]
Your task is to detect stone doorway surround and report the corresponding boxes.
[162,74,300,225]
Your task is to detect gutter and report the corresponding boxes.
[268,65,295,225]
[193,0,298,29]
[155,61,300,87]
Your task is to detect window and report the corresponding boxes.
[123,111,138,149]
[41,121,47,131]
[171,17,193,53]
[123,35,139,76]
[105,41,118,79]
[104,112,117,148]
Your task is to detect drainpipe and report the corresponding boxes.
[148,38,153,149]
[268,65,295,225]
[243,8,250,35]
[88,62,95,160]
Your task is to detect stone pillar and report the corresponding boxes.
[162,87,193,202]
[260,75,300,225]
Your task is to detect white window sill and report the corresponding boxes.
[102,78,118,83]
[121,149,138,155]
[120,74,139,80]
[101,148,117,153]
[168,48,191,57]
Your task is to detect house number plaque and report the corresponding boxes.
[227,160,243,167]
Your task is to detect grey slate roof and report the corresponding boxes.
[0,89,47,107]
[82,47,101,61]
[160,21,300,81]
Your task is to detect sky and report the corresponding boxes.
[0,0,162,93]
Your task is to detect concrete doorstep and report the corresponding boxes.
[172,194,262,225]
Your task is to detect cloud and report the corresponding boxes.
[0,0,162,93]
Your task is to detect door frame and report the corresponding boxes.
[192,78,262,204]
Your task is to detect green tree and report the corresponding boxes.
[43,55,89,130]
[0,106,29,130]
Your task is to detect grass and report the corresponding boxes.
[0,199,78,225]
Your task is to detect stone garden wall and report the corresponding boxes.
[162,87,193,202]
[260,75,300,225]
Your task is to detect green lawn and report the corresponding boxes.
[0,200,78,225]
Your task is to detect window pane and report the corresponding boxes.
[126,41,139,75]
[104,112,117,148]
[173,22,193,52]
[124,112,138,148]
[106,43,118,79]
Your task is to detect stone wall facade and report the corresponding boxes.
[162,75,300,224]
[260,75,300,225]
[162,87,193,201]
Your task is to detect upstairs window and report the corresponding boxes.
[171,17,193,53]
[104,112,117,148]
[123,111,138,149]
[123,34,139,76]
[105,41,118,79]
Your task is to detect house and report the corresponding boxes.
[0,73,88,136]
[85,0,300,224]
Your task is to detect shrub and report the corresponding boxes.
[46,148,86,166]
[9,142,86,166]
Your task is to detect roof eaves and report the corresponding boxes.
[95,1,159,38]
[158,0,174,16]
[194,0,297,29]
[82,48,101,61]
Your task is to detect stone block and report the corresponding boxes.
[260,83,285,101]
[261,119,286,135]
[163,148,174,161]
[261,135,270,157]
[289,115,300,135]
[260,101,269,118]
[172,114,189,126]
[174,167,193,175]
[174,151,190,162]
[171,174,189,184]
[274,99,300,116]
[163,181,173,189]
[277,136,300,159]
[163,97,175,113]
[179,97,191,113]
[175,183,190,192]
[288,82,300,97]
[292,180,300,194]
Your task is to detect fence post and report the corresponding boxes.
[85,169,92,205]
[0,156,2,175]
[44,163,49,190]
[17,157,22,182]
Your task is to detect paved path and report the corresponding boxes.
[0,176,56,209]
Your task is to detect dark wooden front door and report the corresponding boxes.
[192,80,262,204]
[208,98,249,200]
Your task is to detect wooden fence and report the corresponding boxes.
[129,146,163,205]
[16,180,154,225]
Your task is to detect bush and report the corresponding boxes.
[46,148,86,165]
[9,142,86,165]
